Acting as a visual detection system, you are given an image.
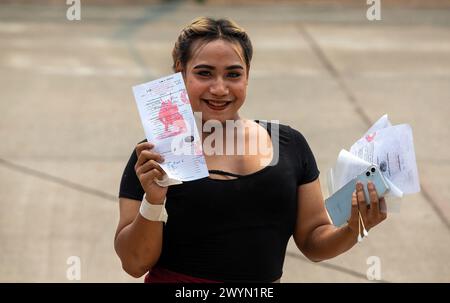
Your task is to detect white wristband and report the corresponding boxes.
[139,195,168,223]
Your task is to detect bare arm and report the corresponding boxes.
[114,142,168,278]
[293,178,387,262]
[114,198,164,278]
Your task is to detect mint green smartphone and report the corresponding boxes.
[325,165,390,227]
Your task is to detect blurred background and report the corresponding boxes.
[0,0,449,282]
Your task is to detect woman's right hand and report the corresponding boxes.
[134,142,168,204]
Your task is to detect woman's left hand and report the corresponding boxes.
[347,181,388,235]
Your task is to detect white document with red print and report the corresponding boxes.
[327,114,420,212]
[132,72,209,184]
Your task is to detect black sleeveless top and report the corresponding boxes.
[119,121,320,282]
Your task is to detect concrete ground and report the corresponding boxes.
[0,1,449,282]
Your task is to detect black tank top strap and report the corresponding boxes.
[208,170,244,178]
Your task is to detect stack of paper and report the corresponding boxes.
[327,114,420,212]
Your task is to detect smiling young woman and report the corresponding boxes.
[181,39,248,124]
[114,17,388,283]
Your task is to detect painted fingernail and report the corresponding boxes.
[357,182,363,190]
[368,182,374,190]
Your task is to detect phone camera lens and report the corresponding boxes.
[371,167,376,173]
[366,171,371,177]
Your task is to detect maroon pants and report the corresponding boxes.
[144,266,219,283]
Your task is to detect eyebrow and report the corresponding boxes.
[193,64,244,70]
